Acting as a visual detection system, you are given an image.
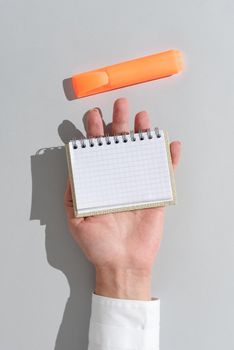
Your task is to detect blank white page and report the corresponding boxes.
[67,130,175,217]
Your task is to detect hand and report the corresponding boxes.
[64,98,181,300]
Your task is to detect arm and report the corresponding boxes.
[88,268,160,350]
[64,97,181,349]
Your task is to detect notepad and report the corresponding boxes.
[65,128,176,217]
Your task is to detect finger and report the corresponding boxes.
[64,178,73,208]
[112,97,129,135]
[170,141,182,170]
[105,122,112,135]
[64,178,84,223]
[134,111,151,132]
[85,108,104,137]
[64,178,75,221]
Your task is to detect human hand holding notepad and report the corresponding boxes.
[64,98,181,300]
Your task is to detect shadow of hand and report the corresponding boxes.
[30,119,94,350]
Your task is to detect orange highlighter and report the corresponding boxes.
[71,49,183,98]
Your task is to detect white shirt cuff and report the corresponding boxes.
[88,293,160,350]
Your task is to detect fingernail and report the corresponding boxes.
[85,109,99,129]
[89,108,99,113]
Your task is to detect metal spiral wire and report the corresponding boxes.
[71,127,161,149]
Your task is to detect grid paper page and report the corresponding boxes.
[68,130,174,216]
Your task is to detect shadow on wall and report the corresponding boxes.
[30,119,95,350]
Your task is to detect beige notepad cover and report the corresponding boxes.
[65,130,176,217]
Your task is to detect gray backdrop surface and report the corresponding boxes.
[1,1,234,349]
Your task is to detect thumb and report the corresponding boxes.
[170,141,182,170]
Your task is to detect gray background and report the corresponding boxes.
[1,0,234,349]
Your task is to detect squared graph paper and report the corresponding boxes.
[66,130,176,217]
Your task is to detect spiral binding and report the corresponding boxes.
[71,128,161,149]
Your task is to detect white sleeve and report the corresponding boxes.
[88,293,160,350]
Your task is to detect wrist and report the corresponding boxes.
[95,266,152,301]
